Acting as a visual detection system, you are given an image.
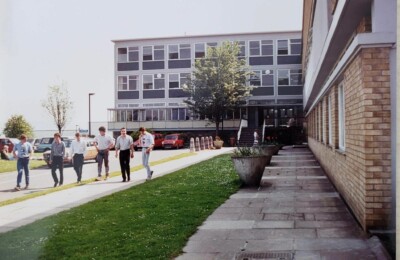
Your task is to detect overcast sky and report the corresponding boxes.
[0,0,302,134]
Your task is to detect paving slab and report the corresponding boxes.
[177,146,388,259]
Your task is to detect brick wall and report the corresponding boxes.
[306,47,392,230]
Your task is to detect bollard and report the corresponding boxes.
[200,137,205,150]
[204,136,209,149]
[195,137,200,152]
[189,137,195,153]
[209,136,214,149]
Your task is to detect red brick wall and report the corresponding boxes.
[306,47,392,230]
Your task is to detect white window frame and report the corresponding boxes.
[128,47,139,62]
[249,40,273,57]
[322,102,326,143]
[143,74,165,90]
[142,45,164,61]
[168,44,191,60]
[117,48,128,62]
[338,83,345,151]
[328,95,332,145]
[168,73,190,89]
[277,69,302,86]
[194,42,217,59]
[277,39,301,56]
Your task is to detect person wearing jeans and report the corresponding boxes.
[12,134,33,191]
[50,133,65,187]
[94,126,114,181]
[139,127,154,181]
[70,132,87,184]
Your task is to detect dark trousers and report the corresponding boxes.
[73,154,84,182]
[119,150,131,181]
[51,156,64,185]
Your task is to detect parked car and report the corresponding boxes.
[36,137,70,153]
[133,133,164,151]
[0,137,19,153]
[162,134,184,149]
[27,138,41,152]
[43,139,98,167]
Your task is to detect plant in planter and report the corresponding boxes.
[231,146,270,186]
[213,136,224,149]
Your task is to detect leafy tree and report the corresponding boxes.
[183,42,253,136]
[3,115,34,138]
[42,83,73,134]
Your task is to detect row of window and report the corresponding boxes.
[117,69,303,91]
[309,84,345,151]
[111,108,246,122]
[117,39,301,63]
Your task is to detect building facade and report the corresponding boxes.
[302,0,396,231]
[109,31,304,139]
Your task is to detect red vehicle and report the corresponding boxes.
[162,134,184,149]
[133,133,164,151]
[0,137,19,153]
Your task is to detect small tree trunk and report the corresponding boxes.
[215,121,220,137]
[58,125,62,135]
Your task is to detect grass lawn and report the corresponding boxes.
[0,154,240,259]
[0,159,46,174]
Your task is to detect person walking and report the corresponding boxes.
[12,134,33,191]
[94,126,114,181]
[70,132,87,184]
[50,133,65,187]
[253,129,259,146]
[139,127,154,181]
[115,127,134,182]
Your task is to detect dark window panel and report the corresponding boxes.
[143,90,165,99]
[277,55,301,64]
[117,62,139,71]
[251,87,274,96]
[168,60,191,69]
[278,86,303,95]
[118,91,139,99]
[143,61,165,70]
[169,89,190,98]
[249,56,273,65]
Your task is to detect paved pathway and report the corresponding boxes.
[177,147,389,260]
[0,149,190,203]
[0,148,233,233]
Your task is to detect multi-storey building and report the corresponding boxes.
[302,0,396,231]
[108,31,304,141]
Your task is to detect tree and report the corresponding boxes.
[3,115,34,138]
[183,42,254,136]
[42,83,73,134]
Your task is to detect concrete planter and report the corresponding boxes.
[213,140,223,149]
[231,155,267,186]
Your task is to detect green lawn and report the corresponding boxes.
[0,154,240,259]
[0,159,46,174]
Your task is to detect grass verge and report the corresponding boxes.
[0,154,240,259]
[0,152,195,207]
[0,160,47,174]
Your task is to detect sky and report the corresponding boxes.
[0,0,303,134]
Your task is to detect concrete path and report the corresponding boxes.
[0,149,191,203]
[0,148,233,233]
[177,146,389,260]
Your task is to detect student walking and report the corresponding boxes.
[12,134,33,191]
[115,127,134,182]
[70,132,87,184]
[139,127,154,181]
[50,133,65,187]
[94,126,114,181]
[253,129,259,146]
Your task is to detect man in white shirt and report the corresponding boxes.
[94,126,114,180]
[139,127,154,180]
[70,132,87,184]
[253,129,259,146]
[115,127,134,182]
